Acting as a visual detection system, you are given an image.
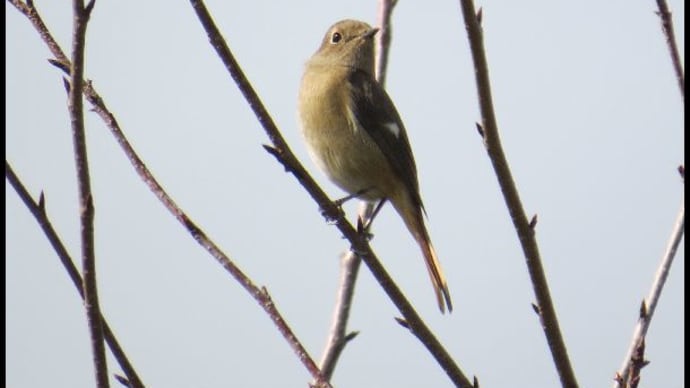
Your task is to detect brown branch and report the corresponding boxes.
[190,1,473,386]
[655,0,685,101]
[613,197,684,387]
[5,161,145,388]
[627,339,649,388]
[375,0,398,84]
[8,1,69,65]
[316,247,363,382]
[613,2,686,383]
[8,1,328,386]
[66,0,108,386]
[457,2,579,387]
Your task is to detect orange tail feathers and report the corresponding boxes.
[393,195,453,313]
[419,237,452,313]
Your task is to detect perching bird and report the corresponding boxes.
[298,19,452,313]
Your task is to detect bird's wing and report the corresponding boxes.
[347,70,424,210]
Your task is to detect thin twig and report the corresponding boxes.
[612,3,685,385]
[457,2,579,387]
[375,0,397,84]
[5,161,145,388]
[67,0,109,386]
[189,1,473,386]
[8,1,70,63]
[315,1,398,381]
[613,197,684,387]
[316,246,364,381]
[9,1,328,386]
[655,0,685,101]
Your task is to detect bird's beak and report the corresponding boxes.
[362,27,379,39]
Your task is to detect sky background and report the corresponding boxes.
[6,1,684,388]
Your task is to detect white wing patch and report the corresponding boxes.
[346,106,362,133]
[384,122,401,138]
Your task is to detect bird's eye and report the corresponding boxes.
[331,32,342,44]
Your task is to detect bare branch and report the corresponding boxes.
[612,2,685,383]
[317,249,364,381]
[655,0,685,101]
[189,0,472,386]
[5,161,145,388]
[457,1,579,387]
[375,0,397,84]
[8,1,70,64]
[66,0,109,385]
[613,197,685,387]
[613,0,685,388]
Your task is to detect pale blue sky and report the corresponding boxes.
[6,1,684,387]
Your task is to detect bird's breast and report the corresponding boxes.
[298,68,395,199]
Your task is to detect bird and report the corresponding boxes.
[298,19,452,313]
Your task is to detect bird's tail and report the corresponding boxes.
[394,197,453,313]
[417,232,453,313]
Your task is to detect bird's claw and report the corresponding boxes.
[356,216,374,240]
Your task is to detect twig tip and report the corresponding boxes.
[613,372,624,385]
[114,374,132,387]
[475,122,485,138]
[61,77,71,93]
[531,303,541,315]
[476,7,483,25]
[47,59,70,74]
[639,300,647,319]
[529,214,538,229]
[38,190,46,212]
[473,375,480,388]
[344,330,360,343]
[262,144,277,154]
[262,144,291,172]
[394,316,410,329]
[85,0,96,15]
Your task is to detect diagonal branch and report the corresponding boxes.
[655,0,685,101]
[8,1,70,64]
[457,1,579,387]
[613,2,685,384]
[66,0,109,386]
[613,193,685,387]
[5,161,145,388]
[189,1,473,386]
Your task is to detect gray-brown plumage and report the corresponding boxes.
[298,19,452,313]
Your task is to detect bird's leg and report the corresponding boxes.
[333,188,370,207]
[357,198,387,238]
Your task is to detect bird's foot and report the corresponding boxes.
[357,216,375,240]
